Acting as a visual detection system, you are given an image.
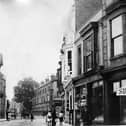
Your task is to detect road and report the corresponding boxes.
[0,117,46,126]
[0,117,71,126]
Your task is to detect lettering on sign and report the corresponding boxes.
[116,87,126,96]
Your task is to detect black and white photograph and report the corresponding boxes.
[0,0,125,126]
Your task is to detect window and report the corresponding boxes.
[80,22,98,73]
[68,51,72,73]
[113,79,126,94]
[86,37,92,71]
[83,35,94,72]
[66,92,69,111]
[111,15,123,56]
[112,79,126,122]
[70,95,72,110]
[78,45,82,75]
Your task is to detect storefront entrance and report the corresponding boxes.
[109,91,120,124]
[88,80,104,124]
[105,78,126,124]
[111,80,126,124]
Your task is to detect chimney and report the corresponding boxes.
[41,81,44,85]
[51,75,57,81]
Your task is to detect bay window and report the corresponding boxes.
[80,22,98,73]
[84,35,93,71]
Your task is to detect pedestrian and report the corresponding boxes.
[46,111,52,126]
[30,112,34,122]
[6,111,9,121]
[59,110,64,126]
[82,106,91,126]
[51,105,57,126]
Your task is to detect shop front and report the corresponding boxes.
[88,80,104,124]
[73,73,103,126]
[64,80,74,125]
[102,65,126,125]
[74,85,87,126]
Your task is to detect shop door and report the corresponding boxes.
[109,92,120,124]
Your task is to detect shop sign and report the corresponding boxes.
[81,87,87,96]
[80,99,87,106]
[116,87,126,96]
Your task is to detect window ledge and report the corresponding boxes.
[110,53,126,61]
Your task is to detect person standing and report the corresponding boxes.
[59,110,64,126]
[30,112,34,122]
[46,111,52,126]
[52,105,57,126]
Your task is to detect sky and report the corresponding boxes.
[0,0,73,100]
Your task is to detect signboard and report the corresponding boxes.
[82,88,87,95]
[116,87,126,96]
[80,99,87,106]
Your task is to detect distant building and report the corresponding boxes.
[9,100,21,118]
[32,75,61,115]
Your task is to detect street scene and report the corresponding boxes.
[0,0,126,126]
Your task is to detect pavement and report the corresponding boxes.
[0,116,72,126]
[0,118,125,126]
[0,118,6,122]
[35,116,72,126]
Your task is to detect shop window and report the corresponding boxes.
[111,15,124,57]
[113,81,120,93]
[112,79,126,123]
[91,81,103,121]
[113,80,126,95]
[121,80,126,88]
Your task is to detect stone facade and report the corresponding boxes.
[32,75,61,115]
[71,0,126,125]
